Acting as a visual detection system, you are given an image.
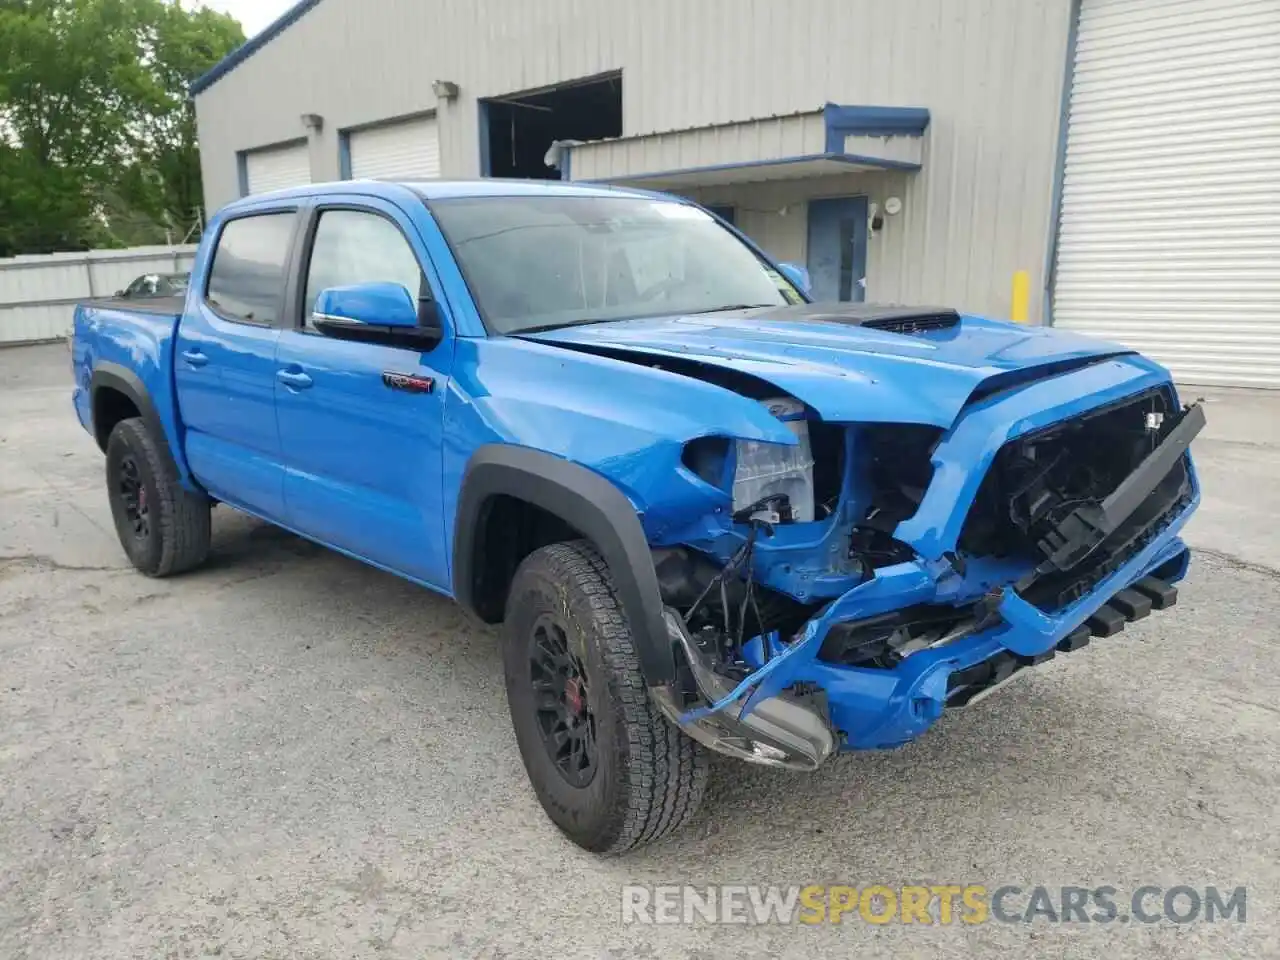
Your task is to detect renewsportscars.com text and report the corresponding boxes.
[621,884,1247,926]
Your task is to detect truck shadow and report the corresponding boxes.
[189,509,1212,875]
[621,672,1211,877]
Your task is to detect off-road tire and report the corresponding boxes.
[502,540,709,853]
[105,417,211,577]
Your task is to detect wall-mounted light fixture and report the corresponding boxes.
[301,113,324,132]
[869,202,885,234]
[432,80,460,101]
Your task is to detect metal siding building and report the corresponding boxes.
[191,0,1280,386]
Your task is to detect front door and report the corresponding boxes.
[806,196,869,303]
[174,209,299,519]
[273,199,454,589]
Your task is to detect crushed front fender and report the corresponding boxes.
[654,357,1203,762]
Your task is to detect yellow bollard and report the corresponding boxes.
[1010,270,1030,324]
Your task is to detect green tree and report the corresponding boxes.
[0,0,243,256]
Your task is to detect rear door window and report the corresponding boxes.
[205,213,295,325]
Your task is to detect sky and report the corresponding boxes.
[192,0,299,38]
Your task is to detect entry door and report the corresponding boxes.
[274,201,454,588]
[806,197,869,303]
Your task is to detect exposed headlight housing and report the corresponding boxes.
[732,397,815,522]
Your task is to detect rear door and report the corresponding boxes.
[273,197,455,588]
[175,209,300,519]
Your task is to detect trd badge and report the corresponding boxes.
[382,371,434,394]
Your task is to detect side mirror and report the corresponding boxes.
[778,262,812,296]
[312,282,442,348]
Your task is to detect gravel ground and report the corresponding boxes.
[2,343,1277,959]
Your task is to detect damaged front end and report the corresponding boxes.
[646,357,1204,769]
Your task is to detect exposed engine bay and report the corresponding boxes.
[646,376,1203,767]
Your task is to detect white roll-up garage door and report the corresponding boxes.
[244,142,311,195]
[1054,0,1280,387]
[348,116,440,181]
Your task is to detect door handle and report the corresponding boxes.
[276,369,314,390]
[182,349,209,368]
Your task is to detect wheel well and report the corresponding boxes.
[93,387,140,451]
[470,494,585,622]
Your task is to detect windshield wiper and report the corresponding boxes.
[515,303,776,335]
[696,303,777,314]
[513,317,626,335]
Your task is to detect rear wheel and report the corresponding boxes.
[105,418,211,577]
[502,540,709,853]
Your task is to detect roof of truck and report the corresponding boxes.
[407,179,656,200]
[221,178,670,214]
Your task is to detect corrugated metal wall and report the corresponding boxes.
[0,246,197,344]
[195,0,1074,322]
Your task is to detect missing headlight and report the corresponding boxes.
[681,436,731,488]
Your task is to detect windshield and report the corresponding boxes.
[429,195,804,334]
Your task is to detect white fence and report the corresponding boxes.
[0,244,198,345]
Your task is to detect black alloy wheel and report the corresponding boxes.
[501,540,709,852]
[529,613,598,788]
[116,454,150,541]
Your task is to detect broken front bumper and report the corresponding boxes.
[653,358,1203,768]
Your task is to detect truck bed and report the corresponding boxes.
[71,296,187,469]
[77,295,187,317]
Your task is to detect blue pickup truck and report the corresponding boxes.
[72,179,1204,853]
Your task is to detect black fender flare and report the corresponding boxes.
[89,362,180,475]
[453,445,675,687]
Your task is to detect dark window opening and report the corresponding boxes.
[707,205,737,226]
[484,73,622,180]
[837,216,855,301]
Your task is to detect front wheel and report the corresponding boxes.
[105,418,211,577]
[502,541,709,853]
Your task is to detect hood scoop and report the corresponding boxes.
[779,303,961,335]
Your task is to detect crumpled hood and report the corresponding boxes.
[522,308,1136,427]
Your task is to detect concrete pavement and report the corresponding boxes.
[1,343,1277,959]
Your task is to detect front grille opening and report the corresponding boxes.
[958,387,1190,609]
[1022,459,1192,610]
